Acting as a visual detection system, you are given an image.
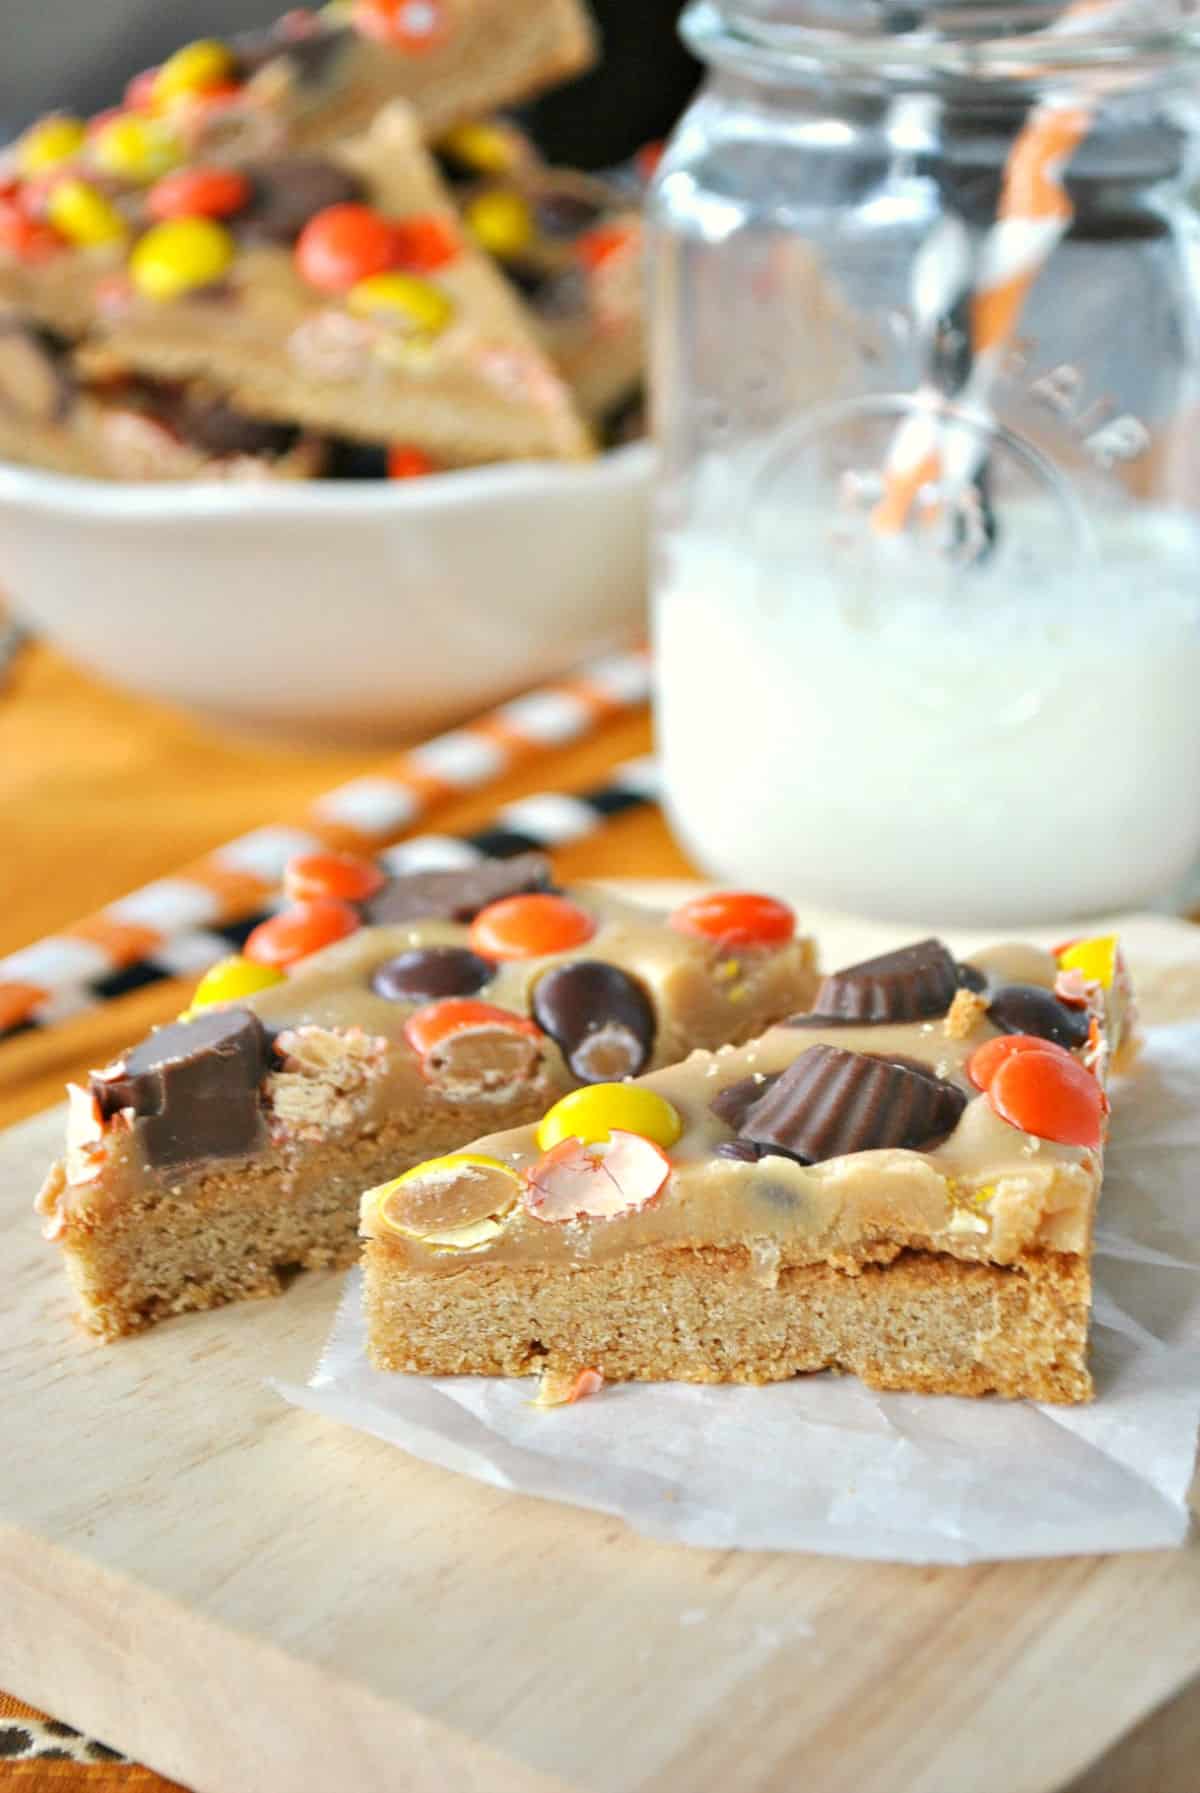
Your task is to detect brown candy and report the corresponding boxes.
[372,946,494,1004]
[709,1072,781,1133]
[739,1045,967,1165]
[526,265,588,320]
[363,852,553,928]
[531,961,656,1082]
[801,938,960,1025]
[715,1138,765,1164]
[533,189,606,238]
[163,386,299,460]
[986,983,1091,1050]
[232,23,352,88]
[234,157,368,247]
[91,1008,268,1168]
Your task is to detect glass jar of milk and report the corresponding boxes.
[650,0,1200,924]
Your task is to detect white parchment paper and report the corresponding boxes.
[278,1020,1200,1563]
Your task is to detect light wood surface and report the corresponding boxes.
[2,901,1198,1793]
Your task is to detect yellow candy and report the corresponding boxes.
[17,115,86,176]
[464,188,534,260]
[129,216,235,300]
[366,1153,520,1248]
[187,955,285,1014]
[153,39,236,105]
[91,114,183,183]
[536,1084,683,1154]
[45,179,127,247]
[1058,934,1118,991]
[347,272,454,336]
[438,121,521,176]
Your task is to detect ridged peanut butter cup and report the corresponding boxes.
[800,938,960,1025]
[739,1044,967,1164]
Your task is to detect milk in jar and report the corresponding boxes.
[649,1,1200,922]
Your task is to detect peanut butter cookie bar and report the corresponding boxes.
[360,933,1132,1402]
[37,860,817,1338]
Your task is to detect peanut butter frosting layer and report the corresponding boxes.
[38,885,818,1236]
[362,941,1132,1276]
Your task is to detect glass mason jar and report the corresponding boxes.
[649,0,1200,925]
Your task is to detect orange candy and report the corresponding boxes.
[575,223,635,271]
[295,204,401,293]
[243,897,360,970]
[0,201,62,261]
[125,68,162,111]
[635,141,664,181]
[966,1032,1062,1094]
[404,998,542,1059]
[387,444,437,479]
[668,891,795,951]
[391,212,460,271]
[147,166,251,221]
[353,0,450,52]
[282,849,385,905]
[469,893,596,962]
[988,1046,1106,1149]
[177,80,243,114]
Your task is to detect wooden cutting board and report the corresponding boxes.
[2,898,1199,1793]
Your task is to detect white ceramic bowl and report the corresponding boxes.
[0,442,651,743]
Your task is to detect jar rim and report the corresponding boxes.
[681,0,1200,81]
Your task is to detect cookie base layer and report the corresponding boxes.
[53,1097,550,1341]
[362,1244,1094,1402]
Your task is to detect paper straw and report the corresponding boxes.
[0,646,650,1035]
[872,0,1152,538]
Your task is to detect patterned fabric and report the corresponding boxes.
[0,1696,186,1787]
[0,647,650,1039]
[0,756,657,1043]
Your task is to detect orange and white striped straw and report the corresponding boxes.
[0,645,649,1034]
[871,0,1150,538]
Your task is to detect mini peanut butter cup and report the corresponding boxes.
[715,1138,765,1164]
[800,938,960,1025]
[232,25,353,89]
[233,156,368,246]
[710,1072,781,1132]
[739,1045,966,1164]
[532,961,656,1082]
[91,1008,268,1167]
[363,852,552,928]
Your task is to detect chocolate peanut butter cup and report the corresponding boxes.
[91,1009,268,1168]
[164,387,300,460]
[710,1072,781,1133]
[799,938,960,1025]
[363,852,553,927]
[232,23,353,89]
[234,157,368,247]
[738,1045,967,1165]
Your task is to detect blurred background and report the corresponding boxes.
[0,0,700,166]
